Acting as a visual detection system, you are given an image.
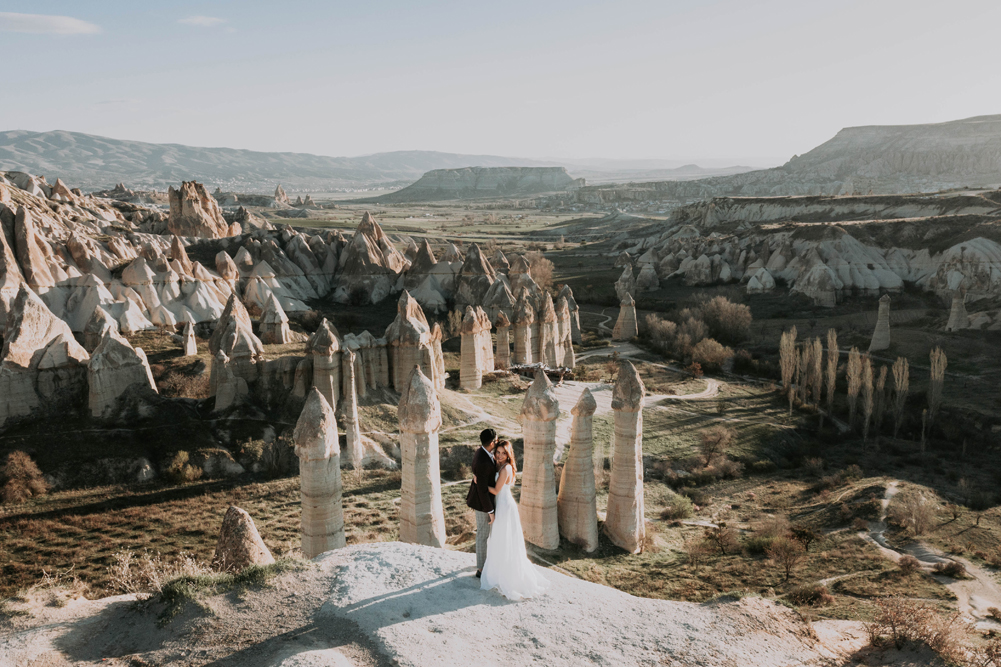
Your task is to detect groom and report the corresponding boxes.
[466,428,498,579]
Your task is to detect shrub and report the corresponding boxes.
[165,451,203,485]
[704,522,739,555]
[932,560,967,579]
[866,597,964,660]
[1,451,47,504]
[645,314,678,352]
[787,584,833,606]
[803,457,825,477]
[691,338,733,372]
[898,554,921,575]
[698,296,752,345]
[888,489,936,536]
[685,536,711,569]
[659,494,694,520]
[686,362,703,379]
[790,526,819,552]
[743,535,776,556]
[523,251,554,292]
[767,537,804,580]
[699,425,735,466]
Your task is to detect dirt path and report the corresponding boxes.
[860,481,1001,629]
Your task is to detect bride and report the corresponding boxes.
[479,440,549,601]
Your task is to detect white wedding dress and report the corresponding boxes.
[480,464,549,601]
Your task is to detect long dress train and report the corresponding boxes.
[480,464,549,601]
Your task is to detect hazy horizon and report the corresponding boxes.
[3,0,1000,164]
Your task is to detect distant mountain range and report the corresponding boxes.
[578,115,1001,201]
[0,130,753,194]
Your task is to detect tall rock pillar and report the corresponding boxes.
[558,388,598,552]
[512,292,535,365]
[494,311,511,370]
[605,361,646,553]
[869,294,891,351]
[294,388,345,558]
[460,306,484,390]
[612,293,638,341]
[398,366,446,547]
[538,293,558,367]
[310,319,341,409]
[559,285,582,345]
[520,369,560,550]
[340,349,364,469]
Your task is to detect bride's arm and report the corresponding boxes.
[488,466,510,495]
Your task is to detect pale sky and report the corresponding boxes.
[4,0,1001,165]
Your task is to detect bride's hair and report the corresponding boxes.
[495,440,517,475]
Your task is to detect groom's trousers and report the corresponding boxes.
[475,510,491,570]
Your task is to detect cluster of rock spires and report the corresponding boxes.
[611,194,1001,324]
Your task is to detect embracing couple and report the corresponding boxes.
[466,428,549,601]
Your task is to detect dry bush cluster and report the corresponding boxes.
[865,597,966,662]
[108,548,213,598]
[523,251,554,292]
[1,451,48,504]
[644,295,749,369]
[164,450,203,484]
[888,488,937,536]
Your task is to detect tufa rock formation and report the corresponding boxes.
[212,506,276,571]
[310,318,341,410]
[612,293,638,341]
[87,332,157,418]
[294,389,346,558]
[494,311,511,370]
[519,369,560,550]
[168,181,234,239]
[605,361,646,554]
[397,366,446,548]
[340,349,364,469]
[460,305,487,390]
[868,294,891,351]
[946,292,970,331]
[558,388,599,552]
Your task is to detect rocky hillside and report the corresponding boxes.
[366,166,584,203]
[0,131,559,193]
[576,115,1001,202]
[0,542,866,666]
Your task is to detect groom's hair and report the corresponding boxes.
[479,428,497,446]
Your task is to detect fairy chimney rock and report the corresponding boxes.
[340,349,364,468]
[168,181,231,239]
[398,366,446,547]
[945,292,970,331]
[182,321,198,356]
[605,361,646,554]
[869,294,891,351]
[310,319,342,409]
[519,369,560,550]
[294,388,345,558]
[460,306,485,390]
[212,506,275,571]
[87,333,157,418]
[558,388,599,552]
[495,310,511,370]
[612,293,638,341]
[260,294,292,345]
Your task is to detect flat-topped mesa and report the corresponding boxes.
[558,388,599,552]
[494,311,511,370]
[260,294,293,344]
[454,243,497,310]
[605,361,646,554]
[460,306,486,390]
[294,388,345,558]
[512,288,535,365]
[309,319,341,409]
[385,290,438,392]
[869,294,891,351]
[168,181,234,238]
[212,506,275,572]
[333,212,405,305]
[614,264,636,302]
[0,286,89,427]
[88,332,158,419]
[538,292,559,367]
[398,366,446,547]
[340,348,364,469]
[519,369,560,550]
[558,285,582,345]
[945,292,970,331]
[612,293,638,341]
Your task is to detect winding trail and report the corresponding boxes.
[860,481,1001,629]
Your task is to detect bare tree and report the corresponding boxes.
[847,347,862,430]
[928,347,947,435]
[892,357,909,439]
[700,425,735,466]
[811,338,824,405]
[767,537,804,581]
[825,328,838,418]
[524,251,554,292]
[862,356,874,443]
[873,365,888,437]
[779,326,797,394]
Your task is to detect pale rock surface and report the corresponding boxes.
[260,294,293,344]
[385,291,437,392]
[512,288,535,364]
[212,506,276,571]
[213,352,249,411]
[614,263,635,301]
[612,293,638,341]
[605,361,646,554]
[454,243,497,309]
[332,212,401,305]
[537,292,559,367]
[459,306,485,390]
[82,306,119,352]
[88,332,157,418]
[294,388,346,558]
[310,318,341,410]
[182,320,198,356]
[519,369,560,550]
[946,292,970,331]
[558,388,598,552]
[168,181,231,238]
[558,284,582,344]
[398,366,446,548]
[869,294,891,351]
[494,311,511,370]
[340,349,364,469]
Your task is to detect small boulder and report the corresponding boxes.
[212,506,275,572]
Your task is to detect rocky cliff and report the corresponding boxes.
[370,166,584,202]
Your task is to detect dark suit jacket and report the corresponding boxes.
[466,447,497,513]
